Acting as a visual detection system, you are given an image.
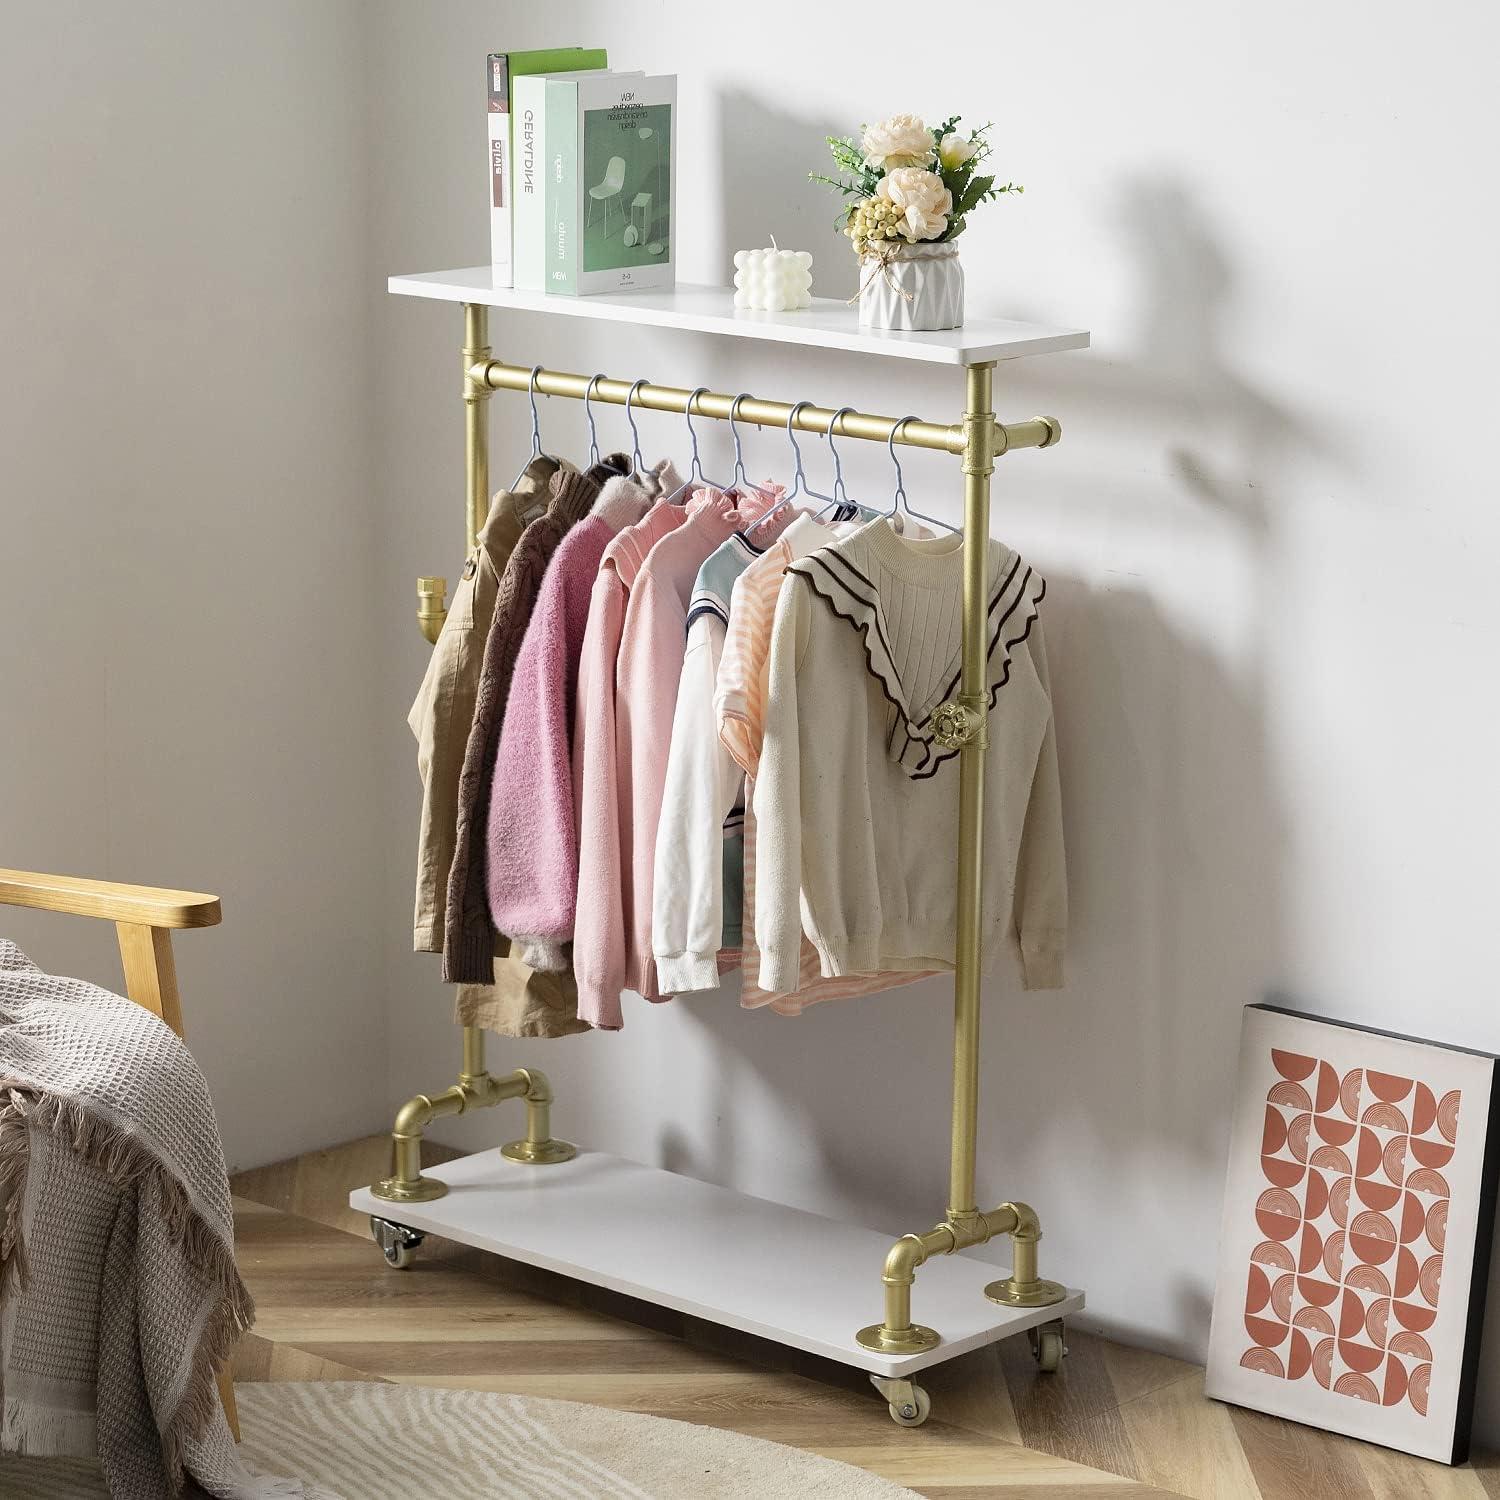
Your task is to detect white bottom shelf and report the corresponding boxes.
[348,1148,1084,1379]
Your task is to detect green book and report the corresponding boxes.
[546,72,675,297]
[503,50,607,289]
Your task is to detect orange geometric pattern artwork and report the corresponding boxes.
[1240,1049,1458,1415]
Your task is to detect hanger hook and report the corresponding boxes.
[888,416,916,508]
[584,374,604,466]
[729,394,753,487]
[625,378,648,475]
[825,405,855,505]
[683,386,709,481]
[526,365,544,458]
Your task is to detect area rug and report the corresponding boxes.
[0,1381,921,1498]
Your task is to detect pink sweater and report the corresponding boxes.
[569,498,694,1025]
[574,486,779,1028]
[485,471,669,969]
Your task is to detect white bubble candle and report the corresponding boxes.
[732,238,813,312]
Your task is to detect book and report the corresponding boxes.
[545,72,676,297]
[491,49,607,287]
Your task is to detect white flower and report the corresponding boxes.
[938,132,977,171]
[860,114,934,170]
[877,167,954,242]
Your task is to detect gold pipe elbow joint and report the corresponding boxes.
[882,1223,958,1289]
[393,1092,438,1137]
[1003,1201,1043,1241]
[515,1067,556,1105]
[881,1233,930,1290]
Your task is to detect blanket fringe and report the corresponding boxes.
[0,1082,254,1492]
[0,1106,32,1292]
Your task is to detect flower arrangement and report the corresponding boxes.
[812,113,1021,257]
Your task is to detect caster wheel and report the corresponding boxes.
[870,1375,933,1428]
[370,1214,424,1270]
[888,1386,931,1427]
[1029,1321,1067,1373]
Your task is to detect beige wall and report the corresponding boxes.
[0,1,388,1166]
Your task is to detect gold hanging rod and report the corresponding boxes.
[471,359,1061,458]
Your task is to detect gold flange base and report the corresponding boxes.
[370,1175,449,1204]
[501,1137,578,1165]
[855,1322,941,1355]
[985,1276,1067,1308]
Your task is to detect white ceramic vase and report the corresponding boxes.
[857,241,964,332]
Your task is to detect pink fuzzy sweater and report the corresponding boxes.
[485,470,673,969]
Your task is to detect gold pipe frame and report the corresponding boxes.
[854,360,1064,1355]
[378,302,1067,1347]
[475,358,1062,458]
[373,303,577,1206]
[375,1065,576,1203]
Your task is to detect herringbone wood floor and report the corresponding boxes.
[230,1137,1500,1499]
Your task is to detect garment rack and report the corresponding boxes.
[354,276,1090,1427]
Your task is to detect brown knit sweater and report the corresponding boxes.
[444,455,628,982]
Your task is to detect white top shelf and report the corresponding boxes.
[390,267,1089,368]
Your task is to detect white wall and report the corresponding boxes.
[6,0,1500,1440]
[370,0,1500,1428]
[0,2,390,1166]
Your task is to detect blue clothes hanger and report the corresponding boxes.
[727,393,775,504]
[810,405,859,521]
[743,399,836,536]
[508,364,550,490]
[888,416,958,534]
[583,374,604,467]
[728,394,751,494]
[624,378,648,480]
[660,386,720,504]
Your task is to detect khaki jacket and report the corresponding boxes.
[408,455,586,1038]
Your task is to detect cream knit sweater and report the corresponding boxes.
[753,519,1066,992]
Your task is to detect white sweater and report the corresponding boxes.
[753,520,1066,991]
[650,606,740,994]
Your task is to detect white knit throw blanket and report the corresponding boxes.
[0,942,325,1499]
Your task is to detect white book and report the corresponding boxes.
[513,70,639,291]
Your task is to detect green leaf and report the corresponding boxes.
[954,173,995,216]
[827,136,867,176]
[945,156,977,198]
[810,171,871,199]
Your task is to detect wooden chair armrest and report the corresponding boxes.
[0,868,222,930]
[0,866,236,1437]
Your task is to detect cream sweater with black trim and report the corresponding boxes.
[752,518,1066,993]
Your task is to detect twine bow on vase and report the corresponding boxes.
[849,240,923,305]
[851,241,964,333]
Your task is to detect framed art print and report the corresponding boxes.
[1206,1004,1500,1464]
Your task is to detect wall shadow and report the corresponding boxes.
[715,87,858,301]
[637,152,1322,1362]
